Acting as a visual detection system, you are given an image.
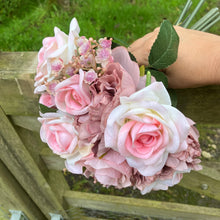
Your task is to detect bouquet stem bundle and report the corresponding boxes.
[175,0,220,31]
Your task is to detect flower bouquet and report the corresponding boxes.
[35,1,219,194]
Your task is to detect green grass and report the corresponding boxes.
[0,0,219,51]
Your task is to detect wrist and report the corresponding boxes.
[209,43,220,85]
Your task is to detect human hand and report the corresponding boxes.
[128,26,220,88]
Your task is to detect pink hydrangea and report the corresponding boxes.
[166,118,202,172]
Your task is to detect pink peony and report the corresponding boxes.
[66,150,132,188]
[136,167,183,194]
[89,60,139,129]
[166,118,202,172]
[105,82,190,177]
[55,69,91,115]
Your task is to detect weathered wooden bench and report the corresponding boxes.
[0,52,220,220]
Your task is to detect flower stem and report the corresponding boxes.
[182,0,206,28]
[191,7,219,30]
[201,16,220,32]
[146,71,151,86]
[175,0,192,25]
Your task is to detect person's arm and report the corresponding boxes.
[128,26,220,89]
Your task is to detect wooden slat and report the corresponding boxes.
[0,77,39,116]
[0,52,37,78]
[10,115,41,132]
[40,147,220,201]
[46,170,88,219]
[0,52,38,116]
[176,86,220,123]
[14,125,48,177]
[40,148,66,171]
[0,159,46,220]
[179,171,220,201]
[63,191,220,220]
[0,106,69,219]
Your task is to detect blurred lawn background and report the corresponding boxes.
[0,0,219,51]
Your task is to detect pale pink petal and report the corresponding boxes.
[112,46,140,88]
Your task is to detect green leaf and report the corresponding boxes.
[168,89,178,107]
[146,68,168,88]
[149,20,179,69]
[128,51,137,62]
[39,104,57,114]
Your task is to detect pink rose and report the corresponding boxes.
[65,150,132,188]
[38,17,80,66]
[35,18,80,93]
[55,69,91,115]
[39,93,55,108]
[39,112,78,157]
[105,82,190,177]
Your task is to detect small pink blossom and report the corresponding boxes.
[55,69,91,115]
[80,54,96,69]
[77,36,91,55]
[98,38,112,49]
[84,69,97,84]
[63,64,75,76]
[76,36,87,47]
[95,48,113,67]
[51,58,64,72]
